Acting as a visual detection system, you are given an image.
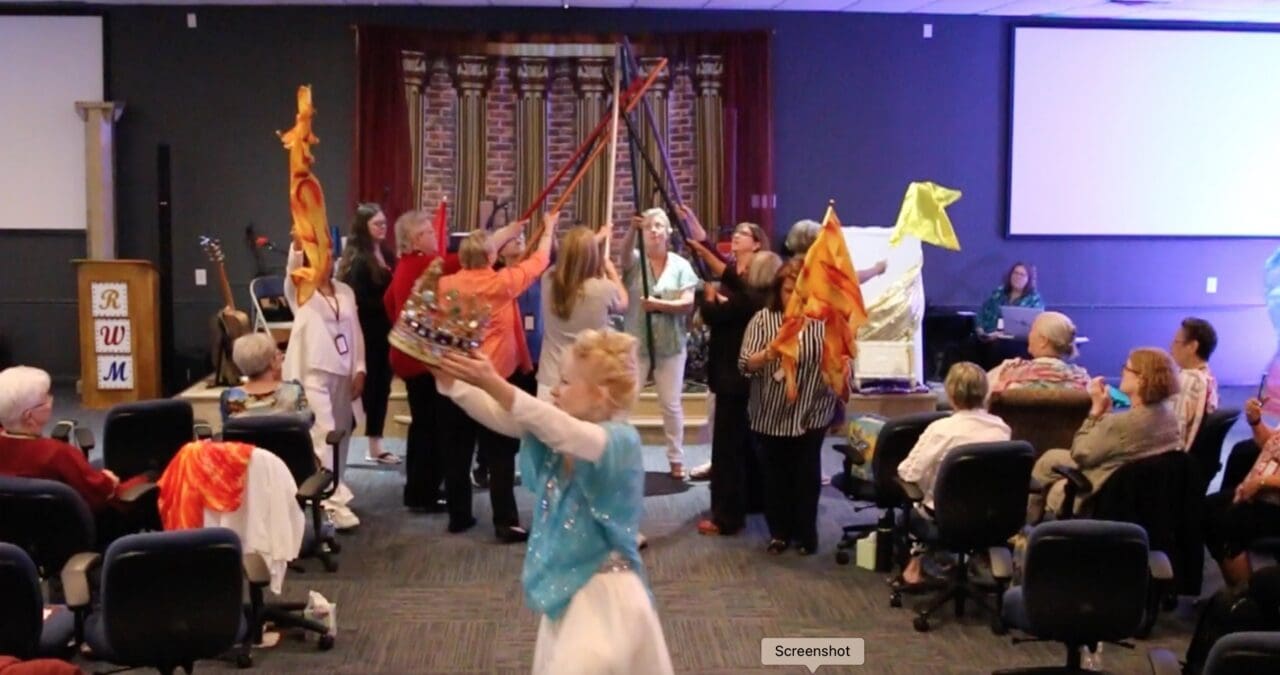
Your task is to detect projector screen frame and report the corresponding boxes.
[0,8,109,232]
[1004,19,1280,241]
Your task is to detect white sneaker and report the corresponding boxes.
[324,503,361,530]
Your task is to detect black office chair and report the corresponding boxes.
[222,413,344,572]
[0,543,76,660]
[833,411,949,574]
[71,529,250,674]
[102,399,200,480]
[0,476,96,583]
[904,440,1032,632]
[1188,408,1241,493]
[999,520,1150,674]
[1150,631,1280,675]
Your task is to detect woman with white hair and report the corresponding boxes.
[219,333,310,422]
[784,218,888,283]
[987,311,1090,393]
[623,207,699,479]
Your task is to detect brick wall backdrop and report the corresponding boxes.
[419,56,700,251]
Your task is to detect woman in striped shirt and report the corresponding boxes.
[738,259,838,555]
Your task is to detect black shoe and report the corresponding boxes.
[766,539,789,554]
[448,516,477,533]
[471,468,489,489]
[408,498,447,514]
[496,525,528,544]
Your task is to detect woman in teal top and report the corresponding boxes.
[432,329,673,675]
[978,262,1045,334]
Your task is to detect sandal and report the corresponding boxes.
[766,539,789,555]
[367,451,402,465]
[697,519,721,536]
[669,464,686,480]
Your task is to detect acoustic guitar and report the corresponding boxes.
[199,236,252,386]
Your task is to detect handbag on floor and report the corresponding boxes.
[1184,566,1280,674]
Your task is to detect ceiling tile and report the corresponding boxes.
[842,0,933,13]
[701,0,784,7]
[912,0,1012,13]
[775,0,857,10]
[487,0,566,5]
[560,0,636,6]
[631,0,709,7]
[985,0,1100,16]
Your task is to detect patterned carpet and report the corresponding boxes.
[50,387,1241,674]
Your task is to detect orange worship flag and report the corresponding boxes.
[156,440,255,531]
[278,85,331,306]
[769,203,867,401]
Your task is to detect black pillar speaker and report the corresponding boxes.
[157,144,176,395]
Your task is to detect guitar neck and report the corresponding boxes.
[216,261,237,311]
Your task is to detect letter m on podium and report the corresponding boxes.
[96,356,134,390]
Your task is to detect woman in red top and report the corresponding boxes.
[384,208,526,512]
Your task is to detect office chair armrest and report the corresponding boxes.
[61,552,102,609]
[51,420,76,444]
[242,552,271,587]
[988,546,1014,581]
[193,420,214,440]
[75,428,95,453]
[1147,648,1182,675]
[324,429,347,446]
[1051,465,1092,493]
[117,481,158,503]
[298,469,335,500]
[894,477,925,502]
[1148,551,1174,582]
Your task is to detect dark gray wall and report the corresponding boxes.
[3,7,1275,386]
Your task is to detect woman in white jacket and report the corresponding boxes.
[282,241,366,530]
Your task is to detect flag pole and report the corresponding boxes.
[601,50,622,260]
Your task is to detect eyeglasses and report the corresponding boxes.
[24,393,53,416]
[1122,364,1138,375]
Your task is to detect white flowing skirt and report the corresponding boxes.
[532,570,673,675]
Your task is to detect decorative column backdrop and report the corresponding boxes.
[515,57,550,227]
[401,50,427,211]
[571,57,610,228]
[634,56,671,214]
[453,55,491,234]
[694,55,724,238]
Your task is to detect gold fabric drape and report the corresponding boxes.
[515,57,550,228]
[453,55,490,233]
[572,57,610,228]
[694,55,724,235]
[401,50,428,211]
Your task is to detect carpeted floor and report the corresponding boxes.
[53,386,1258,674]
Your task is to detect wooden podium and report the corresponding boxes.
[74,260,161,408]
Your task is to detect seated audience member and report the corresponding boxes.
[1203,396,1280,587]
[219,333,311,423]
[987,311,1089,394]
[897,362,1011,584]
[1028,348,1181,521]
[977,262,1044,335]
[1170,317,1220,449]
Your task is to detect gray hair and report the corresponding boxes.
[746,251,783,289]
[641,208,671,235]
[785,219,821,256]
[1034,311,1079,359]
[232,333,279,379]
[944,362,989,410]
[0,366,51,429]
[394,209,431,255]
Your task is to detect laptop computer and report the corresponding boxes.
[1001,306,1043,339]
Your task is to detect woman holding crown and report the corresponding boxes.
[430,328,674,674]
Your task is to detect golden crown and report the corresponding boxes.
[389,259,491,366]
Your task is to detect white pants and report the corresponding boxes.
[532,571,673,675]
[638,350,687,466]
[303,370,355,506]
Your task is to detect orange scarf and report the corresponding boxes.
[157,440,255,531]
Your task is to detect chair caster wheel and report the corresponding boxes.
[835,551,851,565]
[318,634,335,651]
[913,616,930,632]
[889,592,902,608]
[991,618,1008,636]
[329,541,343,554]
[235,653,253,669]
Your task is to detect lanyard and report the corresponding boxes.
[318,290,339,322]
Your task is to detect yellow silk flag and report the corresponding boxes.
[278,85,331,306]
[888,181,962,251]
[769,203,867,402]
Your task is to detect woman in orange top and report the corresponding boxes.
[435,211,555,543]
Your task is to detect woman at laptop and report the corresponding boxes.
[988,311,1089,394]
[977,262,1044,335]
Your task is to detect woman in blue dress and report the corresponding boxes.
[431,329,673,675]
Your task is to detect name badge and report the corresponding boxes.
[524,314,535,331]
[335,334,350,355]
[773,368,785,383]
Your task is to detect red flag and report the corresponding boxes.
[434,198,449,255]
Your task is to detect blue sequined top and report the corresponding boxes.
[519,421,649,620]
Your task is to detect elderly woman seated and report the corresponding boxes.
[0,366,152,542]
[1028,347,1181,522]
[220,333,311,423]
[987,311,1089,394]
[897,362,1011,585]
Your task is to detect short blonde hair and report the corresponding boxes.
[944,362,989,410]
[394,209,430,255]
[785,219,820,256]
[641,208,671,236]
[1127,347,1180,405]
[0,366,51,429]
[458,230,491,269]
[569,329,639,414]
[232,333,279,379]
[1034,311,1079,359]
[746,251,783,289]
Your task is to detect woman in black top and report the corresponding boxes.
[337,203,400,465]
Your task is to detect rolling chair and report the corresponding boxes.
[102,399,206,481]
[989,388,1091,456]
[1150,631,1280,675]
[832,411,949,573]
[902,440,1032,632]
[0,543,76,660]
[222,414,344,572]
[998,520,1151,674]
[1186,408,1241,493]
[0,476,97,589]
[67,529,250,673]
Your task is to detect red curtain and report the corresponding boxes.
[353,26,418,229]
[721,32,775,239]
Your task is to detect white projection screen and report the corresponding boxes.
[1009,26,1280,237]
[0,15,103,230]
